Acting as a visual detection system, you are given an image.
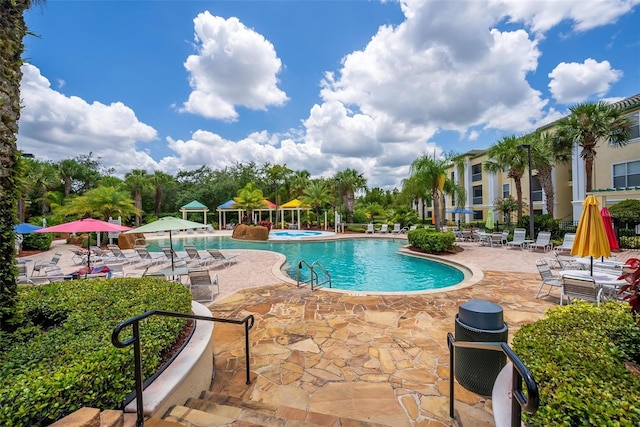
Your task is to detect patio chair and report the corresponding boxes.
[162,246,189,263]
[187,269,218,303]
[555,233,575,253]
[184,245,213,266]
[535,260,563,299]
[206,249,239,268]
[32,252,63,276]
[134,247,167,266]
[561,275,604,306]
[70,248,90,265]
[528,231,553,252]
[375,224,389,233]
[506,228,527,249]
[392,224,402,234]
[104,262,127,278]
[486,232,504,247]
[553,252,584,270]
[365,224,374,234]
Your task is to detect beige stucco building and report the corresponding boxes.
[440,93,640,225]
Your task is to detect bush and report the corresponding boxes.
[519,214,560,239]
[0,278,192,426]
[21,232,52,251]
[407,229,456,253]
[512,302,640,426]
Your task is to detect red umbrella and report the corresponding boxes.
[37,218,131,267]
[600,207,619,251]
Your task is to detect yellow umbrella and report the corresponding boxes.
[571,195,611,274]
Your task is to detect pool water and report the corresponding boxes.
[270,230,335,239]
[147,236,464,292]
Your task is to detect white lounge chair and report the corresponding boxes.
[184,245,213,266]
[528,231,553,252]
[375,224,389,233]
[506,228,527,249]
[187,269,218,303]
[206,249,239,268]
[535,260,563,299]
[555,233,575,253]
[32,252,63,276]
[365,224,374,234]
[392,224,402,234]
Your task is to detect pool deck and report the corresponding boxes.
[19,233,639,426]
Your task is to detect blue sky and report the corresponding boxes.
[19,0,640,189]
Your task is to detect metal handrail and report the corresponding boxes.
[310,261,332,289]
[447,332,539,427]
[112,310,255,427]
[296,260,332,290]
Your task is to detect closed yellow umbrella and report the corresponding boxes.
[571,195,610,274]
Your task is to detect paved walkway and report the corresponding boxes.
[18,235,638,426]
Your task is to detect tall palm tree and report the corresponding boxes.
[400,174,430,222]
[123,169,151,226]
[25,160,59,215]
[553,101,633,193]
[335,168,367,222]
[58,158,81,196]
[300,180,332,228]
[288,170,311,199]
[233,182,265,224]
[148,171,174,216]
[1,0,44,331]
[529,132,571,216]
[484,135,528,222]
[56,186,140,221]
[408,155,449,231]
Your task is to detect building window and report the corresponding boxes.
[473,210,483,221]
[472,185,483,205]
[628,111,639,141]
[613,160,640,189]
[502,183,510,199]
[472,164,482,182]
[532,176,543,202]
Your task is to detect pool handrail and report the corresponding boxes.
[296,260,332,290]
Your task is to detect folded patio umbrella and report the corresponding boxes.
[485,209,495,230]
[600,207,619,251]
[571,196,610,275]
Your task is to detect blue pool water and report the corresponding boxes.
[270,230,334,239]
[146,237,464,292]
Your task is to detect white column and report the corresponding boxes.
[571,145,586,220]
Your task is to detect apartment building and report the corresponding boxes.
[442,93,640,225]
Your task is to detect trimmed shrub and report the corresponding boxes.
[512,302,640,426]
[407,229,456,253]
[0,278,192,426]
[21,232,52,250]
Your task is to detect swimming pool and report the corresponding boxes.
[146,236,464,292]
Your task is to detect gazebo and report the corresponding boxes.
[280,199,311,229]
[179,200,209,225]
[216,199,278,229]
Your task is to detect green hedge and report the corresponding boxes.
[0,278,192,426]
[21,232,52,251]
[407,228,456,253]
[512,302,640,426]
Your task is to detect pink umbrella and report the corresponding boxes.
[37,218,132,267]
[600,207,619,251]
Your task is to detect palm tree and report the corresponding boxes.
[335,168,367,222]
[529,132,571,216]
[123,169,151,226]
[233,182,265,224]
[1,0,45,331]
[300,180,332,228]
[553,101,633,193]
[288,170,311,199]
[408,155,450,231]
[400,174,430,223]
[58,158,81,197]
[25,160,59,215]
[148,171,174,216]
[265,164,292,227]
[56,186,140,221]
[484,135,528,222]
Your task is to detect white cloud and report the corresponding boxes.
[181,11,288,121]
[548,58,622,104]
[17,64,159,176]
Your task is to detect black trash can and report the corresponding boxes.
[454,299,508,397]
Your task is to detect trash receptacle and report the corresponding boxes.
[454,299,508,397]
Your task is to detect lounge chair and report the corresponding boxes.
[561,275,604,306]
[528,231,553,252]
[187,269,218,303]
[392,224,402,234]
[365,224,374,234]
[506,228,526,249]
[552,252,584,270]
[535,260,563,299]
[487,232,505,247]
[555,233,575,253]
[162,247,189,263]
[70,248,90,265]
[375,224,389,234]
[206,249,239,268]
[184,245,213,266]
[32,252,63,276]
[134,247,167,266]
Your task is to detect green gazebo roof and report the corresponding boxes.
[181,200,209,210]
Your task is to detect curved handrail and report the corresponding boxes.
[112,310,254,427]
[447,332,539,426]
[310,261,332,289]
